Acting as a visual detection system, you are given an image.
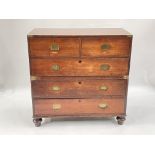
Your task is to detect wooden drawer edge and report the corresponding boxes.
[33,113,126,118]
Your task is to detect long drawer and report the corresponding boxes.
[32,79,126,98]
[30,58,129,76]
[33,98,125,117]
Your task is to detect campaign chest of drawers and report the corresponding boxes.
[27,28,132,127]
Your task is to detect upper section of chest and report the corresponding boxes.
[27,28,132,58]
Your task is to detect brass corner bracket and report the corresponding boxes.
[30,76,38,81]
[123,75,129,79]
[127,35,132,38]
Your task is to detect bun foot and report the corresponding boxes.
[33,118,42,127]
[116,116,126,125]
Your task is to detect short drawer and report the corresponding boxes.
[30,58,129,77]
[28,37,80,57]
[32,79,126,98]
[82,37,131,57]
[33,98,125,116]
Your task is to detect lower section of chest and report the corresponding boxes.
[31,77,128,127]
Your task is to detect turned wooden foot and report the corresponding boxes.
[33,118,42,127]
[116,116,126,125]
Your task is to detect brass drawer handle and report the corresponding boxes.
[100,85,108,91]
[98,103,108,109]
[101,44,111,51]
[50,43,59,51]
[52,104,61,110]
[100,64,110,71]
[51,64,60,71]
[49,86,60,91]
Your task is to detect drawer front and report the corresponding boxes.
[82,37,131,57]
[29,37,80,57]
[30,58,129,76]
[34,98,125,116]
[32,79,126,98]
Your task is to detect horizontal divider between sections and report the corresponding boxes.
[30,76,128,81]
[32,96,125,100]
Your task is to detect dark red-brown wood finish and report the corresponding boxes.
[27,28,132,127]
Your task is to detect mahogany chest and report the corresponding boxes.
[27,28,132,127]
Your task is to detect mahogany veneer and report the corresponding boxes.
[27,28,132,127]
[31,78,126,98]
[34,98,125,116]
[30,58,129,76]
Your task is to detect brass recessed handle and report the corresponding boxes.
[98,103,108,109]
[50,43,59,51]
[49,86,60,91]
[100,85,108,91]
[51,64,60,71]
[100,64,110,71]
[52,104,61,110]
[101,44,111,51]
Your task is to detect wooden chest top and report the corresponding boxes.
[28,28,132,37]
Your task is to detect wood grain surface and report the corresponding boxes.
[30,58,129,76]
[29,37,80,57]
[33,98,125,116]
[32,79,126,98]
[82,37,131,57]
[27,28,132,125]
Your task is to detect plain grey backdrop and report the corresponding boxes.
[0,19,155,134]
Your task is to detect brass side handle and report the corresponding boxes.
[49,86,61,91]
[52,104,61,110]
[100,64,110,71]
[50,43,59,52]
[100,85,108,91]
[101,44,111,51]
[51,64,60,71]
[98,103,108,109]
